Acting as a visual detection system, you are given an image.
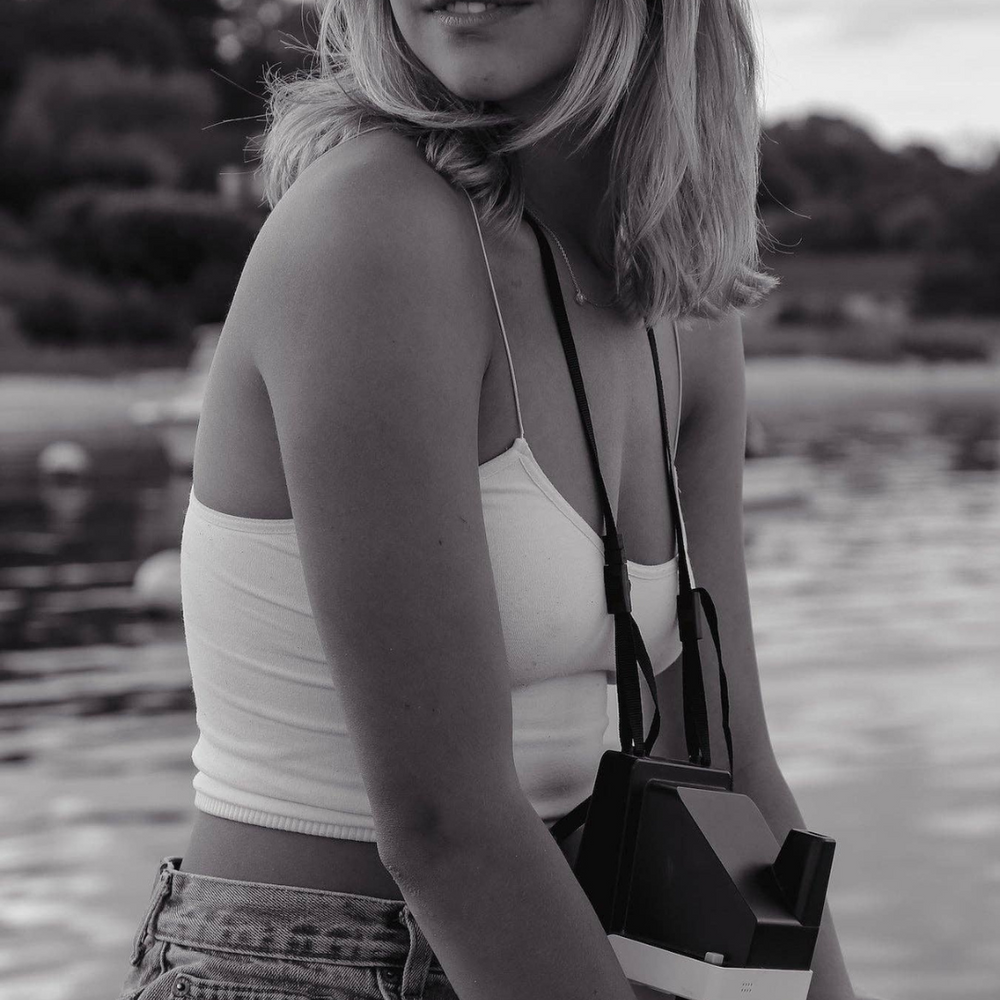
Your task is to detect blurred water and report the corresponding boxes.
[742,412,1000,1000]
[0,375,998,1000]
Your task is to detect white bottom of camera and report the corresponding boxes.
[610,934,814,1000]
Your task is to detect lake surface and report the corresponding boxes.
[1,360,998,1000]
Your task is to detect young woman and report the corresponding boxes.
[118,2,863,1000]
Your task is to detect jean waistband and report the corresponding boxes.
[143,856,443,973]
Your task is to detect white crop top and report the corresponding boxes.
[180,191,686,841]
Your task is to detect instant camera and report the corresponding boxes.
[553,587,836,1000]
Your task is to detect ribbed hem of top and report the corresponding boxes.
[193,791,379,843]
[194,791,566,840]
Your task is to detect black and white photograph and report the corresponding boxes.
[1,3,997,1000]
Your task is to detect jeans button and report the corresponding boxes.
[173,977,189,995]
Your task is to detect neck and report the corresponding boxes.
[516,127,614,271]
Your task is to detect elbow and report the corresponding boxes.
[376,797,460,879]
[375,785,526,886]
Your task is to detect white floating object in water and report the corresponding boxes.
[134,549,182,613]
[38,440,91,478]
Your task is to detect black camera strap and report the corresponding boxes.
[520,211,735,844]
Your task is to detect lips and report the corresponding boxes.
[424,1,529,9]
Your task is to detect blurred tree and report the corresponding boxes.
[875,194,947,251]
[913,162,1000,315]
[0,253,183,346]
[1,55,218,209]
[758,115,975,256]
[0,1,316,203]
[758,140,812,212]
[897,143,971,203]
[0,208,35,254]
[763,194,881,252]
[942,162,1000,255]
[154,0,227,71]
[34,186,261,289]
[762,116,899,200]
[0,0,192,94]
[913,253,1000,316]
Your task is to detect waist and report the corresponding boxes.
[182,811,406,899]
[182,810,583,897]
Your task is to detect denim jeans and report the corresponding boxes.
[117,856,459,1000]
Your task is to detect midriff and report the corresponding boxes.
[180,810,582,897]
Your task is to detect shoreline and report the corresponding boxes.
[1,355,997,433]
[744,356,1000,418]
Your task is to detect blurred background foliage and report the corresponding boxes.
[0,0,307,363]
[0,0,998,365]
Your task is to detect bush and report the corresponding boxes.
[34,185,261,287]
[32,185,106,265]
[4,1,192,76]
[897,320,997,363]
[914,253,1000,316]
[774,296,849,328]
[1,53,216,203]
[187,258,245,324]
[0,208,34,252]
[0,253,183,346]
[763,196,883,253]
[60,131,185,190]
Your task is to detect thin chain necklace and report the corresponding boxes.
[528,212,619,310]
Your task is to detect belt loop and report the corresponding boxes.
[398,905,434,1000]
[130,859,174,966]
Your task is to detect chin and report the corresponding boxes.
[428,57,569,115]
[435,71,530,104]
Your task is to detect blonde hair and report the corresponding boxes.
[254,0,778,324]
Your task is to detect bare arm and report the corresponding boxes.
[650,309,776,776]
[652,311,856,1000]
[238,144,640,1000]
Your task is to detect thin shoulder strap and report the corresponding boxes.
[665,318,696,588]
[672,317,683,463]
[462,187,525,440]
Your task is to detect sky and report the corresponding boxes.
[753,0,1000,165]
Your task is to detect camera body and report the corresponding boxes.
[573,751,835,1000]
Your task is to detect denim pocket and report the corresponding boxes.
[150,940,387,1000]
[170,970,319,1000]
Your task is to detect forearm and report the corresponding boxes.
[383,793,638,1000]
[735,760,856,1000]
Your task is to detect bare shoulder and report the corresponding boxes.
[231,128,494,378]
[280,128,451,215]
[675,307,745,428]
[279,128,457,234]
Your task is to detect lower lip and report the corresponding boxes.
[431,4,530,28]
